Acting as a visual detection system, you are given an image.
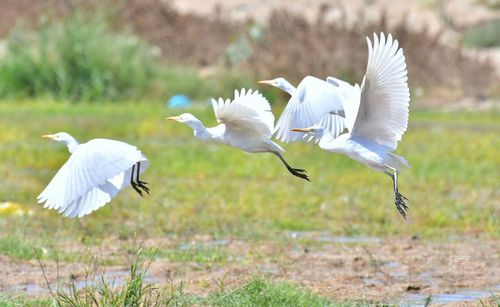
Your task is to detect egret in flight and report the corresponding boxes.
[167,88,310,181]
[292,33,411,219]
[258,76,347,143]
[38,132,149,218]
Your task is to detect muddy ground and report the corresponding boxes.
[1,234,499,305]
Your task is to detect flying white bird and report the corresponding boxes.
[38,132,149,218]
[258,75,347,143]
[291,33,411,219]
[167,88,310,181]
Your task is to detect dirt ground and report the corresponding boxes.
[172,0,500,30]
[1,234,499,304]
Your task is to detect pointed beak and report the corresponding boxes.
[258,80,273,85]
[291,128,313,133]
[41,134,55,139]
[166,116,180,121]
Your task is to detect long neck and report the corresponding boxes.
[186,118,211,140]
[65,137,79,153]
[279,79,296,95]
[317,131,336,150]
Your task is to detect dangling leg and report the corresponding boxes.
[135,162,150,195]
[272,152,310,182]
[385,166,408,220]
[130,164,143,197]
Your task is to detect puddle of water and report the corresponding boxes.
[8,270,161,296]
[258,264,282,275]
[402,285,500,306]
[285,231,380,244]
[178,239,231,250]
[10,283,47,295]
[384,261,400,268]
[316,235,380,244]
[363,278,384,286]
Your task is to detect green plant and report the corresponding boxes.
[0,12,157,102]
[462,18,500,48]
[53,246,165,306]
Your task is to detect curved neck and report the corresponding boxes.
[185,118,211,140]
[317,131,335,150]
[65,137,79,153]
[279,79,296,95]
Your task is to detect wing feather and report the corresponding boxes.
[212,88,274,138]
[274,76,346,143]
[350,33,410,150]
[38,139,148,218]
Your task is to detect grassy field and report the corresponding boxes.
[0,100,498,305]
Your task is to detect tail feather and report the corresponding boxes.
[388,153,409,172]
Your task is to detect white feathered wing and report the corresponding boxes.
[348,32,410,151]
[37,139,148,218]
[211,88,283,153]
[274,76,346,143]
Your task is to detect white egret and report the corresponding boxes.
[38,132,149,218]
[258,75,347,143]
[167,88,310,181]
[292,33,411,219]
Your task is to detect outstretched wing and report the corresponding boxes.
[38,139,148,218]
[326,76,361,133]
[212,88,274,139]
[274,76,346,143]
[350,33,410,150]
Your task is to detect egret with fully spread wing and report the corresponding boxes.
[292,33,411,219]
[167,88,310,181]
[38,132,149,218]
[258,76,347,143]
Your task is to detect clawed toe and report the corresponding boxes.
[131,182,144,197]
[292,170,310,182]
[138,180,150,194]
[394,191,409,220]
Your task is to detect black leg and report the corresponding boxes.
[272,152,310,182]
[130,164,143,197]
[135,162,150,195]
[385,170,409,220]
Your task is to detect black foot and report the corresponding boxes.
[131,181,144,197]
[395,191,409,220]
[291,168,310,182]
[137,180,150,195]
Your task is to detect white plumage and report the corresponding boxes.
[167,88,309,181]
[259,75,347,143]
[38,133,149,218]
[292,33,411,219]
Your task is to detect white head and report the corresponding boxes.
[166,113,200,125]
[258,77,295,94]
[166,113,208,139]
[42,132,75,142]
[42,132,79,153]
[291,125,325,140]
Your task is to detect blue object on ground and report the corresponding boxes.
[167,95,191,108]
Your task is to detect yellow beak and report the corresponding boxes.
[41,134,55,139]
[258,80,273,85]
[291,128,312,133]
[166,116,180,121]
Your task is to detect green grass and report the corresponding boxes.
[0,13,157,102]
[0,11,263,103]
[193,278,334,306]
[5,246,335,306]
[462,18,500,48]
[0,297,55,307]
[0,101,498,252]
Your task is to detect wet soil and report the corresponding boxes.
[1,234,498,305]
